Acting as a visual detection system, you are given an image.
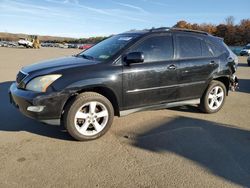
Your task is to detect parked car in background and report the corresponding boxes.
[41,42,50,47]
[68,44,78,48]
[0,41,18,48]
[8,41,18,47]
[247,56,250,66]
[59,43,68,48]
[79,44,94,50]
[0,41,4,47]
[240,44,250,56]
[18,38,33,48]
[9,27,239,141]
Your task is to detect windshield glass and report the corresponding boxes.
[244,46,250,49]
[78,34,138,61]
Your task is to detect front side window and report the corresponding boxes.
[79,34,139,61]
[129,35,174,62]
[176,35,202,58]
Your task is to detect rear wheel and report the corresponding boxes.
[64,92,114,141]
[199,80,226,113]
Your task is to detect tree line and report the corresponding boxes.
[75,17,250,46]
[60,36,108,44]
[174,16,250,46]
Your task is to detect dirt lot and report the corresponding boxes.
[0,47,250,188]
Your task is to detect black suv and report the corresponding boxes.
[9,27,238,141]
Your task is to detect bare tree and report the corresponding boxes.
[225,16,235,26]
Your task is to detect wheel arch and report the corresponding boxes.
[213,76,230,95]
[61,86,120,120]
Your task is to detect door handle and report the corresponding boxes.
[168,64,177,70]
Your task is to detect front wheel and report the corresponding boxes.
[199,80,226,113]
[64,92,114,141]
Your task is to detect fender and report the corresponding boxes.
[62,78,122,115]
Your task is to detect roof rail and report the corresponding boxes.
[171,28,209,35]
[149,27,209,35]
[149,27,171,32]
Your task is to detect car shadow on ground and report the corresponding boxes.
[238,63,249,67]
[238,79,250,94]
[169,105,200,113]
[129,116,250,187]
[0,81,73,141]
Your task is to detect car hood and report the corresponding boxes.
[22,56,98,74]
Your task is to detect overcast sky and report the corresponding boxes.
[0,0,249,38]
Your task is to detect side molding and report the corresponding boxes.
[120,98,200,116]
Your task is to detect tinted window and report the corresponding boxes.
[130,35,173,62]
[177,35,202,58]
[201,40,213,57]
[206,42,222,57]
[206,38,229,57]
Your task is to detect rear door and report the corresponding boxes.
[175,34,219,100]
[122,33,178,109]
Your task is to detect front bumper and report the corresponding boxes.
[9,83,70,125]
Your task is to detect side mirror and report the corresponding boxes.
[124,52,144,65]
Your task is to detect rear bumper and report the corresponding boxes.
[230,75,239,91]
[9,83,69,125]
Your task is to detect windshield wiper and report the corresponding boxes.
[79,54,95,60]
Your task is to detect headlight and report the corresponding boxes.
[26,74,62,92]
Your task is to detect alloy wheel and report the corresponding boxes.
[74,101,109,136]
[207,86,224,110]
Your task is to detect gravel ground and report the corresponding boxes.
[0,47,250,188]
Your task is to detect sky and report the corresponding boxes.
[0,0,249,38]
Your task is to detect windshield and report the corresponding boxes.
[78,34,138,61]
[244,46,250,49]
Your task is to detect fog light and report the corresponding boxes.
[27,106,45,112]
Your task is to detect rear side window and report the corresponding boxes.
[201,40,213,57]
[130,35,174,62]
[176,35,202,58]
[206,38,228,57]
[206,42,221,57]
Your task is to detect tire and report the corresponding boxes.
[64,92,114,141]
[199,80,226,114]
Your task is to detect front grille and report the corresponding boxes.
[16,71,27,84]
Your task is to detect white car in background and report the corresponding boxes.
[18,38,33,48]
[240,44,250,56]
